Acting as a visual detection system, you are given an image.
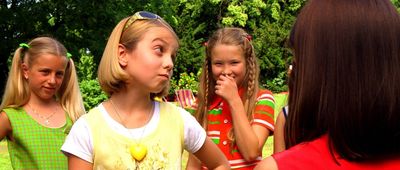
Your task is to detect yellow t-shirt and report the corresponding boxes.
[84,102,184,170]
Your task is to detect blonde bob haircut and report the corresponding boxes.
[98,14,178,99]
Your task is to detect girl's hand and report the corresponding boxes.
[215,74,239,100]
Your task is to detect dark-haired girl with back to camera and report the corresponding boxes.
[255,0,400,169]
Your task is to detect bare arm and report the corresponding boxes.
[228,96,270,161]
[0,111,12,141]
[192,137,230,170]
[254,156,278,170]
[186,153,202,170]
[215,75,270,161]
[67,154,92,170]
[274,111,286,153]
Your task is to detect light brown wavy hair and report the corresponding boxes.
[196,27,260,143]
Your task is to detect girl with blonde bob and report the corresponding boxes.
[62,11,229,170]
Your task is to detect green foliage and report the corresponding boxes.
[170,70,201,94]
[14,0,400,97]
[250,0,305,92]
[76,50,107,110]
[1,0,307,96]
[392,0,400,12]
[79,79,108,111]
[173,0,305,93]
[173,0,214,79]
[76,49,96,81]
[223,4,248,26]
[271,1,281,21]
[265,71,288,93]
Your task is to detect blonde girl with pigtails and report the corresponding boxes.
[0,36,85,169]
[187,27,275,169]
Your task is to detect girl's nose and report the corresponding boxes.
[48,74,56,84]
[163,55,174,71]
[222,69,232,76]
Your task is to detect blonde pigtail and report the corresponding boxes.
[59,58,85,122]
[0,47,30,110]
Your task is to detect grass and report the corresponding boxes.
[0,93,287,169]
[0,141,12,170]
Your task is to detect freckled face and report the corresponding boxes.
[211,44,246,86]
[124,26,179,93]
[23,54,67,101]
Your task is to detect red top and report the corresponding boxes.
[205,89,275,169]
[273,135,400,170]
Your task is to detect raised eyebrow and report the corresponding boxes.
[152,38,168,45]
[38,68,51,71]
[152,38,178,51]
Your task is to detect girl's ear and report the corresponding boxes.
[118,44,129,67]
[22,63,29,79]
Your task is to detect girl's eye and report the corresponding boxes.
[41,70,50,75]
[155,46,163,54]
[213,62,222,66]
[56,72,64,78]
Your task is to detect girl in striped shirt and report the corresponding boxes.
[187,27,275,170]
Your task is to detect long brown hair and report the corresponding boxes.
[196,27,260,143]
[286,0,400,161]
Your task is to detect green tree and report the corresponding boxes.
[7,0,398,99]
[392,0,400,11]
[0,0,140,78]
[75,50,107,110]
[173,0,306,92]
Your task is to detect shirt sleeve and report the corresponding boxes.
[61,116,93,163]
[252,90,275,132]
[183,97,198,115]
[178,107,206,153]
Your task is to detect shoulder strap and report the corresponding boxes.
[282,106,288,119]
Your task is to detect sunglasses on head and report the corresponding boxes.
[123,11,160,31]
